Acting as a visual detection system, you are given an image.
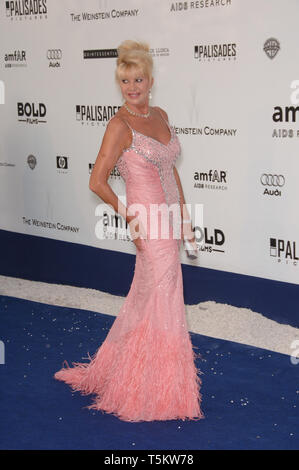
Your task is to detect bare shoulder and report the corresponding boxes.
[153,106,169,122]
[106,112,128,136]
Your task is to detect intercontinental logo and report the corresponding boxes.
[47,48,62,67]
[270,237,298,266]
[83,49,117,59]
[76,105,121,126]
[150,47,170,58]
[194,169,228,191]
[170,1,232,12]
[194,43,237,61]
[260,173,285,197]
[263,38,280,59]
[5,0,48,20]
[17,102,47,124]
[4,50,27,68]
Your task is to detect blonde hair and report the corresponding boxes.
[115,40,153,82]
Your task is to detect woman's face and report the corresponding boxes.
[118,68,153,108]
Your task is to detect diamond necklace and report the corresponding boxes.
[123,102,151,118]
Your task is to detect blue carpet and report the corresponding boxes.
[0,295,298,450]
[1,229,299,328]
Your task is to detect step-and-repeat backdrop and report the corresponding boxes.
[0,0,298,285]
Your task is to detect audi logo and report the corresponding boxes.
[260,174,285,186]
[47,49,62,60]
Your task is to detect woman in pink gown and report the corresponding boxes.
[54,40,204,422]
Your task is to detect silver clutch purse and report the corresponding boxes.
[183,237,199,259]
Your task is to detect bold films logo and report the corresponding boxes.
[17,102,47,124]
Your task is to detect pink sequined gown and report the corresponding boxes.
[54,114,204,422]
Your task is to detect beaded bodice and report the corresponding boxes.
[116,124,181,208]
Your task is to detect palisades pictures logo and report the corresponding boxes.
[270,238,298,266]
[194,43,237,61]
[5,0,48,20]
[17,102,47,124]
[76,105,121,126]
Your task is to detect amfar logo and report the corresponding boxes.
[4,50,27,68]
[5,0,48,19]
[193,169,228,190]
[263,38,280,59]
[76,105,121,126]
[194,43,237,61]
[270,238,298,265]
[17,102,47,124]
[272,106,299,122]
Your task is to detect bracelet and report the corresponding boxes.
[183,219,192,223]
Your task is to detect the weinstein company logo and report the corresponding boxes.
[76,105,121,126]
[17,102,47,124]
[5,0,48,19]
[263,38,280,59]
[83,49,117,59]
[270,237,298,266]
[194,43,237,61]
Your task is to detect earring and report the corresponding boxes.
[149,89,152,100]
